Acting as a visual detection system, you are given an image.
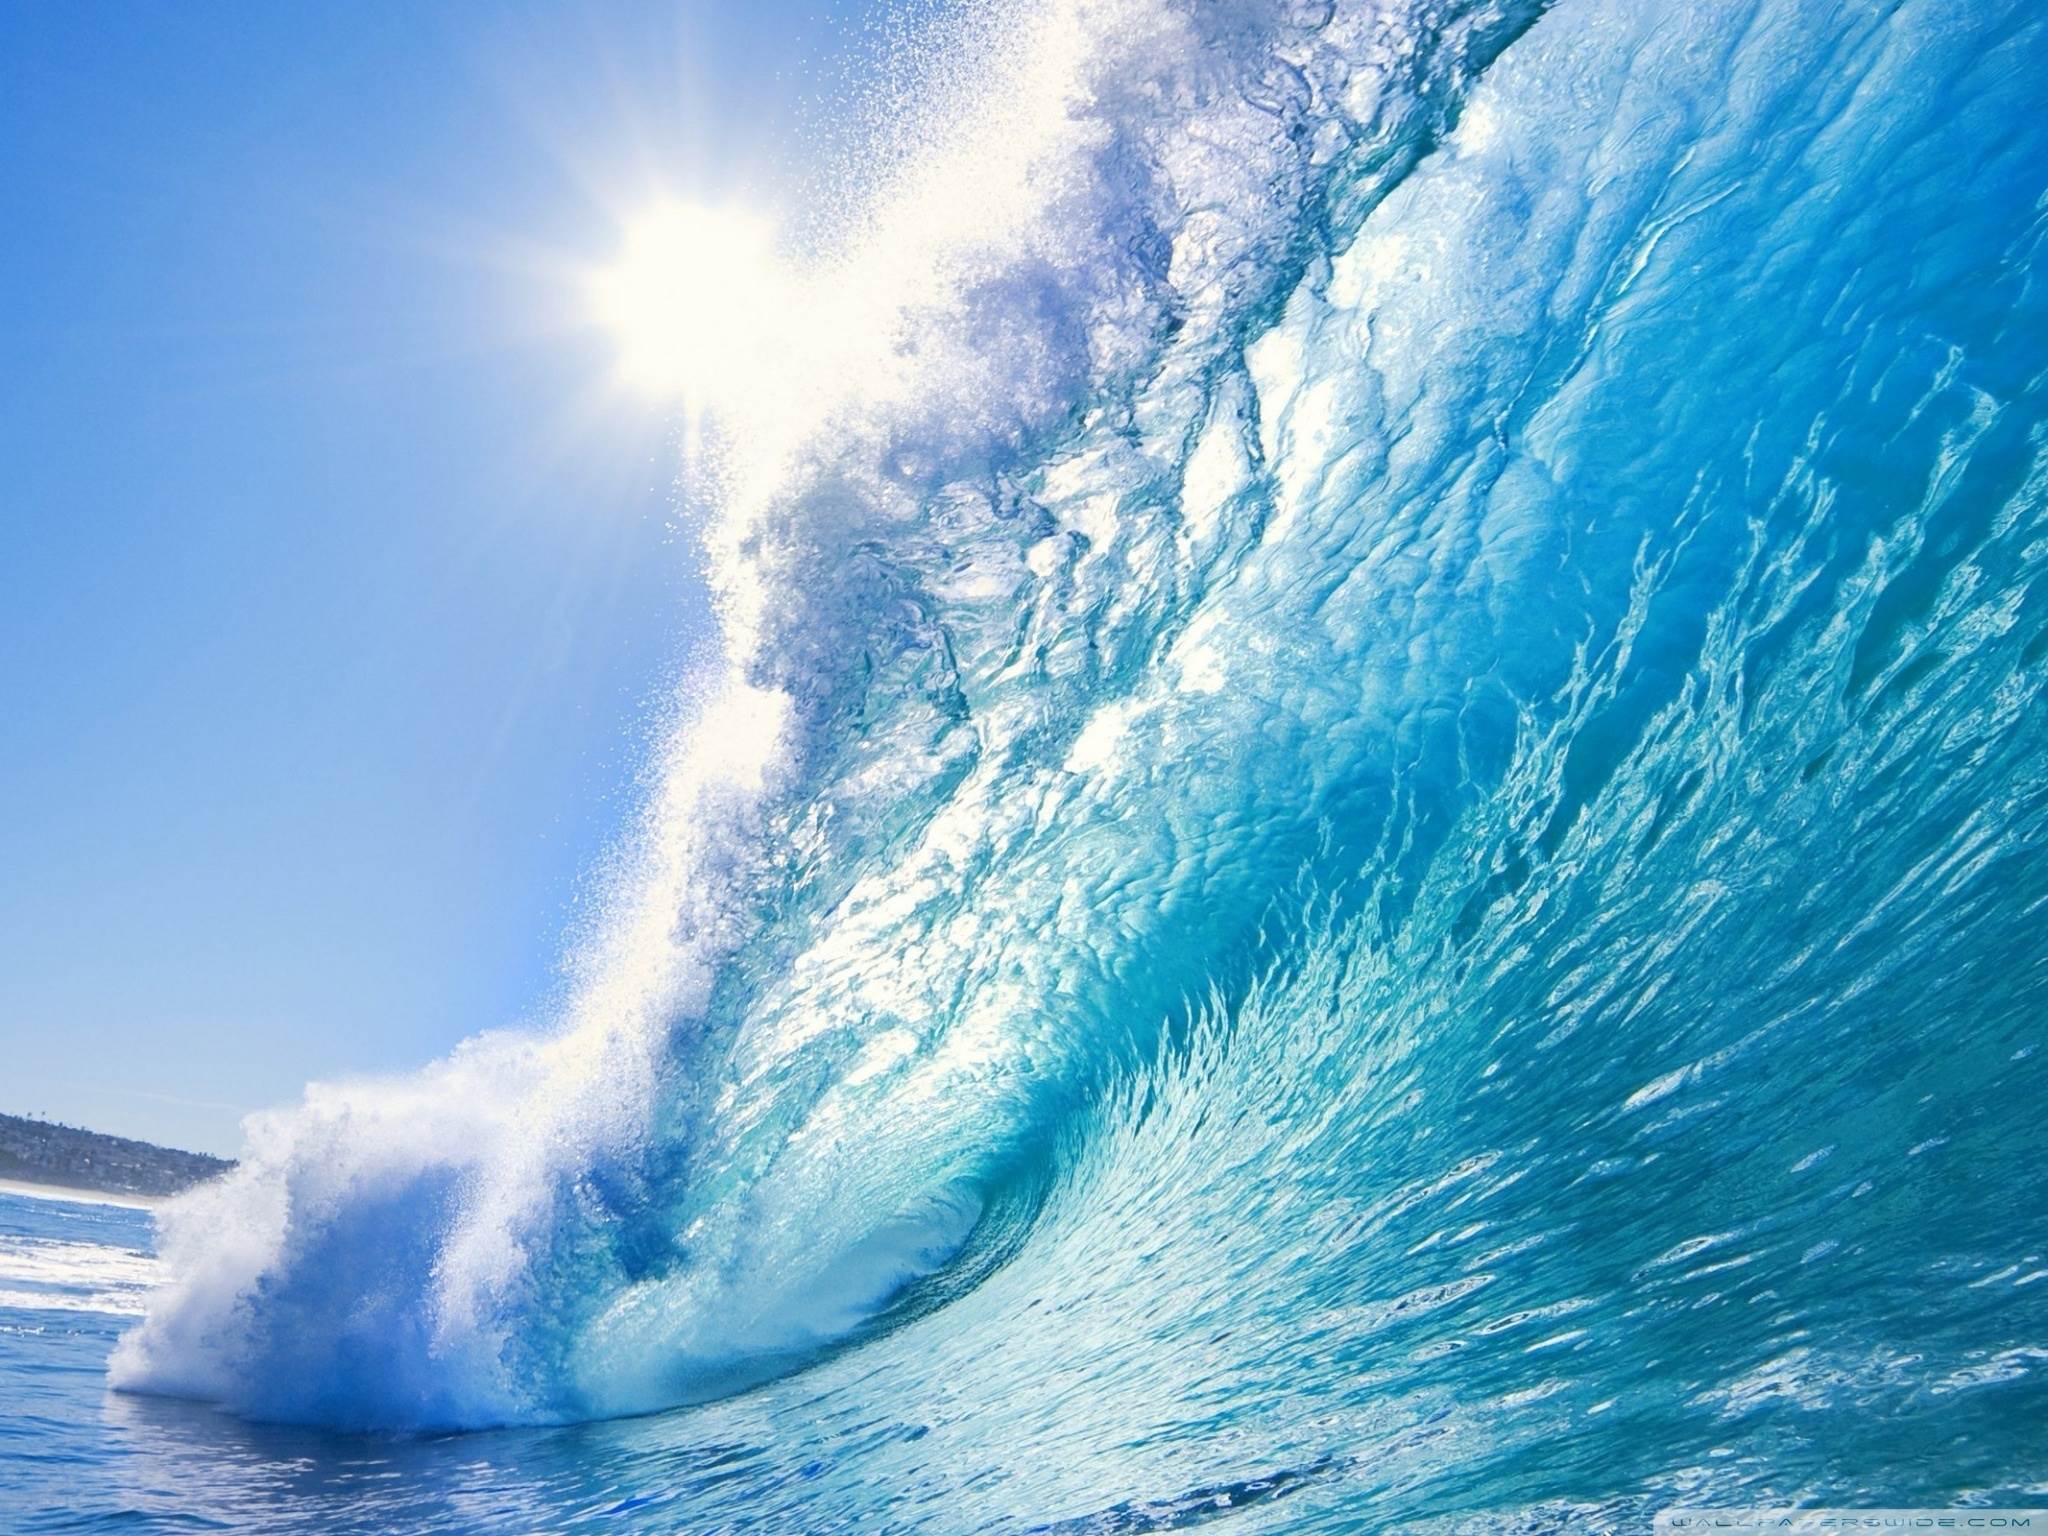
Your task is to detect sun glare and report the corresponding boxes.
[587,202,787,406]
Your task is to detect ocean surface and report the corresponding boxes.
[8,0,2048,1529]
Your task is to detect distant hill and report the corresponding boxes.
[0,1112,233,1199]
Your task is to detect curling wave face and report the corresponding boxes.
[114,0,2048,1520]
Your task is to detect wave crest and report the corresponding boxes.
[113,0,2048,1472]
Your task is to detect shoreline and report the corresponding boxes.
[0,1177,165,1212]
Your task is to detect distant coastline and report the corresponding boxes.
[0,1112,232,1201]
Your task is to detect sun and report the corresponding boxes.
[586,201,787,406]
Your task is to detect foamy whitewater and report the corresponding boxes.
[46,0,2048,1526]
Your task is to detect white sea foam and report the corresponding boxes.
[0,1234,159,1317]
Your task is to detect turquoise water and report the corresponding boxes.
[11,0,2048,1528]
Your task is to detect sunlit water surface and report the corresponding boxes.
[8,0,2048,1530]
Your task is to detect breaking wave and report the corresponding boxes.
[113,0,2048,1521]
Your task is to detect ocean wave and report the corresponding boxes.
[112,7,2048,1516]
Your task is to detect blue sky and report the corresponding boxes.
[2,2,886,1156]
